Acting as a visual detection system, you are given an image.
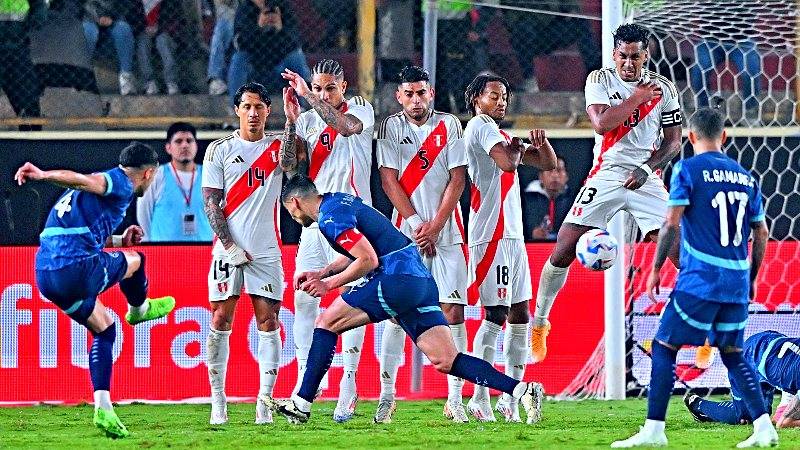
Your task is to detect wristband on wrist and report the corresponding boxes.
[406,214,423,230]
[638,163,653,176]
[111,235,123,248]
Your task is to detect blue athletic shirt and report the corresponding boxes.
[35,167,134,270]
[668,152,765,304]
[740,330,800,396]
[318,192,430,278]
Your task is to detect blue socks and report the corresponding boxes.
[647,340,678,421]
[450,352,519,395]
[119,252,148,307]
[297,328,338,403]
[720,350,768,420]
[89,323,116,391]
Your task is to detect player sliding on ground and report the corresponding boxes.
[269,175,545,425]
[685,330,800,429]
[15,143,176,438]
[611,108,775,448]
[530,23,696,365]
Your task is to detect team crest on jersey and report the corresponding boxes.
[217,282,228,293]
[572,206,583,217]
[497,288,507,299]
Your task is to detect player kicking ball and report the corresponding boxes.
[15,143,176,438]
[612,108,775,448]
[685,330,800,429]
[268,175,545,425]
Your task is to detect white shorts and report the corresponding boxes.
[467,239,532,307]
[564,176,668,235]
[295,224,362,288]
[425,243,468,305]
[208,255,284,302]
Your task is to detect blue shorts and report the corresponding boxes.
[342,273,448,342]
[35,252,128,325]
[655,291,748,348]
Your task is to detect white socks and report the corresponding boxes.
[378,321,406,401]
[471,320,501,402]
[207,328,231,399]
[257,329,282,398]
[643,419,666,435]
[292,290,320,395]
[753,413,775,433]
[534,259,569,327]
[502,323,529,404]
[94,390,113,411]
[448,322,467,402]
[339,325,365,399]
[128,299,149,317]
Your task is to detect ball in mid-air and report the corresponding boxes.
[575,229,618,271]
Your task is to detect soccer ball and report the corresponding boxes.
[575,229,618,271]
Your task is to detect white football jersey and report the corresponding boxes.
[296,96,374,204]
[202,130,283,259]
[377,110,467,246]
[584,68,681,181]
[464,114,524,245]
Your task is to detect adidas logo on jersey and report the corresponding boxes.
[231,155,245,164]
[610,92,623,100]
[448,290,462,300]
[400,136,413,145]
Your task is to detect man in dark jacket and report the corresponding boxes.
[226,0,310,103]
[522,157,573,242]
[0,0,47,130]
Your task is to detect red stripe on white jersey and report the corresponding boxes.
[466,171,515,303]
[223,140,281,217]
[397,120,449,197]
[308,103,347,182]
[470,184,481,212]
[453,207,468,264]
[349,158,360,197]
[586,97,662,180]
[273,199,282,247]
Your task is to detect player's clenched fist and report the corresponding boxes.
[529,129,547,149]
[121,225,144,246]
[632,81,662,104]
[294,270,321,290]
[14,162,44,185]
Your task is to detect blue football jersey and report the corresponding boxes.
[668,152,765,303]
[35,167,134,270]
[740,330,800,396]
[318,192,430,278]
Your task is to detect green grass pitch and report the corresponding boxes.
[1,398,797,449]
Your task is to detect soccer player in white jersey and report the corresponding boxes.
[202,82,300,425]
[531,23,684,364]
[463,74,557,422]
[282,59,375,422]
[374,65,469,423]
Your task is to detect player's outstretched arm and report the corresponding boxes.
[521,129,557,170]
[587,81,662,134]
[281,87,301,176]
[749,220,769,300]
[15,162,108,195]
[282,69,363,136]
[324,238,378,289]
[624,125,682,190]
[647,206,684,300]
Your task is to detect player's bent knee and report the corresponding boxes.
[122,250,142,278]
[485,305,509,325]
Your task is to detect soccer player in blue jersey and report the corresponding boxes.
[14,142,176,439]
[611,108,776,448]
[269,175,545,425]
[685,330,800,429]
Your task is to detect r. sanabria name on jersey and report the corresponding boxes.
[702,169,755,187]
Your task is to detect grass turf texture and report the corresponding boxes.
[1,398,797,449]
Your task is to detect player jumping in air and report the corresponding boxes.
[531,23,692,365]
[612,108,775,448]
[685,330,800,429]
[202,82,299,425]
[462,74,557,422]
[374,65,469,423]
[16,143,176,438]
[269,175,545,425]
[282,60,375,422]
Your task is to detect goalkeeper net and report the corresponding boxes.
[559,0,800,400]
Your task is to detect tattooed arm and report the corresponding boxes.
[304,94,363,136]
[202,187,234,249]
[280,121,298,175]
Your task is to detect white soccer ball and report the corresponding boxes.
[575,229,619,271]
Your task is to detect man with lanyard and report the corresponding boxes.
[137,122,213,241]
